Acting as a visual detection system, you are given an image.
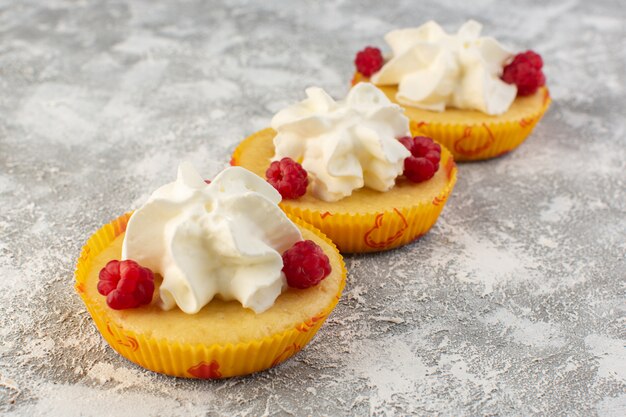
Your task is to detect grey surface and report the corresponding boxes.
[1,0,625,416]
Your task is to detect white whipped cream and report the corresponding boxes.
[271,83,411,202]
[121,163,302,314]
[371,20,517,115]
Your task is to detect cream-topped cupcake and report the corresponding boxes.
[75,164,346,378]
[353,20,550,160]
[232,83,457,253]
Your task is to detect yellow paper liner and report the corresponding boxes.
[352,72,551,161]
[75,213,347,379]
[231,129,458,253]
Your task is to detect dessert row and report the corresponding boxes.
[75,21,549,378]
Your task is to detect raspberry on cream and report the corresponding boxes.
[370,20,517,115]
[502,50,546,96]
[282,240,331,289]
[266,157,308,199]
[121,163,303,314]
[271,83,411,202]
[399,136,442,183]
[355,46,384,77]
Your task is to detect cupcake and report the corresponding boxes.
[74,163,346,378]
[352,20,551,161]
[232,82,457,253]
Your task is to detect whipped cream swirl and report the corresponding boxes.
[271,83,411,202]
[371,20,517,115]
[122,163,302,314]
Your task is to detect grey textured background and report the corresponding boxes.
[1,0,625,416]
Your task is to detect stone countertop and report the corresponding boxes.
[1,0,624,416]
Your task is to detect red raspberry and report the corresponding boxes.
[282,240,331,289]
[98,260,155,310]
[266,157,308,199]
[399,136,441,183]
[520,50,543,69]
[502,50,546,96]
[404,157,436,183]
[397,136,414,152]
[355,46,384,77]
